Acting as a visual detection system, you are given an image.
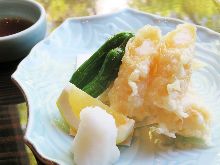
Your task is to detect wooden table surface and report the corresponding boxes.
[0,59,28,164]
[0,59,44,164]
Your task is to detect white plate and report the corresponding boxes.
[12,8,220,165]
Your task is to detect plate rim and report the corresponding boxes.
[11,7,220,165]
[66,8,220,38]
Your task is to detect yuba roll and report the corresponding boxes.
[73,106,120,165]
[108,24,211,142]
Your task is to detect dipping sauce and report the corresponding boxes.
[0,17,34,37]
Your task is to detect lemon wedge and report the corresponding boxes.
[57,82,135,144]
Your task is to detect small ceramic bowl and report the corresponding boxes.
[0,0,47,62]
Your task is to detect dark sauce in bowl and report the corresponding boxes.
[0,17,34,37]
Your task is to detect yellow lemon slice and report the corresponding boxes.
[57,82,135,144]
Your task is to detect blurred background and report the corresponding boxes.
[35,0,220,32]
[17,0,220,164]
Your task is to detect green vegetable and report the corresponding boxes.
[82,35,133,98]
[70,32,134,89]
[175,134,206,147]
[82,47,124,97]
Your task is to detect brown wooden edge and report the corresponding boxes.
[11,76,59,165]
